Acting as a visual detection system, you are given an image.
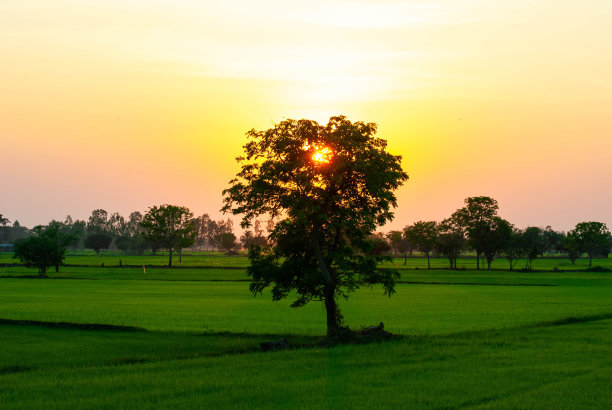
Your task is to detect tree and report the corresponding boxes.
[214,232,237,254]
[87,209,110,234]
[436,215,465,269]
[65,217,86,251]
[542,226,564,256]
[0,214,10,243]
[240,220,268,250]
[386,230,412,264]
[45,221,78,272]
[405,221,438,269]
[222,116,408,337]
[13,225,73,277]
[85,233,113,255]
[126,212,144,237]
[108,212,127,237]
[140,205,196,267]
[115,235,131,253]
[522,227,544,270]
[193,214,234,250]
[502,227,523,271]
[454,196,499,270]
[561,231,581,265]
[368,233,391,256]
[481,217,513,270]
[570,222,611,266]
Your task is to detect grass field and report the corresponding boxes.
[2,250,610,271]
[1,253,611,408]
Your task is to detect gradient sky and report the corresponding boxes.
[2,0,611,232]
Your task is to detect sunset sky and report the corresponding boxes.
[2,0,611,232]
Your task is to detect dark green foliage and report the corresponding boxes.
[570,221,611,266]
[140,205,196,267]
[84,233,112,255]
[522,227,544,270]
[240,230,267,250]
[502,227,524,270]
[542,225,565,255]
[13,224,73,277]
[436,214,465,269]
[480,217,513,269]
[368,233,391,256]
[115,236,131,253]
[214,232,238,254]
[87,209,110,235]
[386,230,412,264]
[561,231,582,264]
[405,221,438,269]
[223,116,408,336]
[454,196,500,270]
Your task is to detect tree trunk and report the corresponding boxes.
[426,252,431,269]
[168,247,173,267]
[38,267,46,278]
[476,251,480,270]
[324,286,341,336]
[403,252,407,265]
[311,232,341,336]
[179,248,182,262]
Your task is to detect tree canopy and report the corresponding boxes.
[13,224,74,277]
[140,205,196,267]
[405,221,438,269]
[570,222,611,266]
[222,116,408,337]
[454,196,500,270]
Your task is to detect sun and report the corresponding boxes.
[311,146,333,164]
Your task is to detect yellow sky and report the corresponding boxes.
[1,0,611,231]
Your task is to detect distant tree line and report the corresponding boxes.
[2,206,276,272]
[3,197,610,273]
[371,197,611,270]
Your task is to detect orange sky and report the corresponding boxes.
[1,1,611,232]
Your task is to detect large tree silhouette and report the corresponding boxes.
[223,116,408,337]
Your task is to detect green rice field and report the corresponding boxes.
[1,252,611,408]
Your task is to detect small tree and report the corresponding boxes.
[561,231,581,265]
[454,196,499,270]
[570,222,611,267]
[115,236,131,253]
[481,217,513,270]
[387,230,412,264]
[13,225,71,277]
[405,221,438,269]
[542,226,564,256]
[503,228,523,271]
[368,233,391,256]
[87,209,110,235]
[214,232,238,254]
[140,205,196,267]
[437,215,465,269]
[222,116,408,337]
[522,227,544,270]
[85,233,112,255]
[240,231,267,250]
